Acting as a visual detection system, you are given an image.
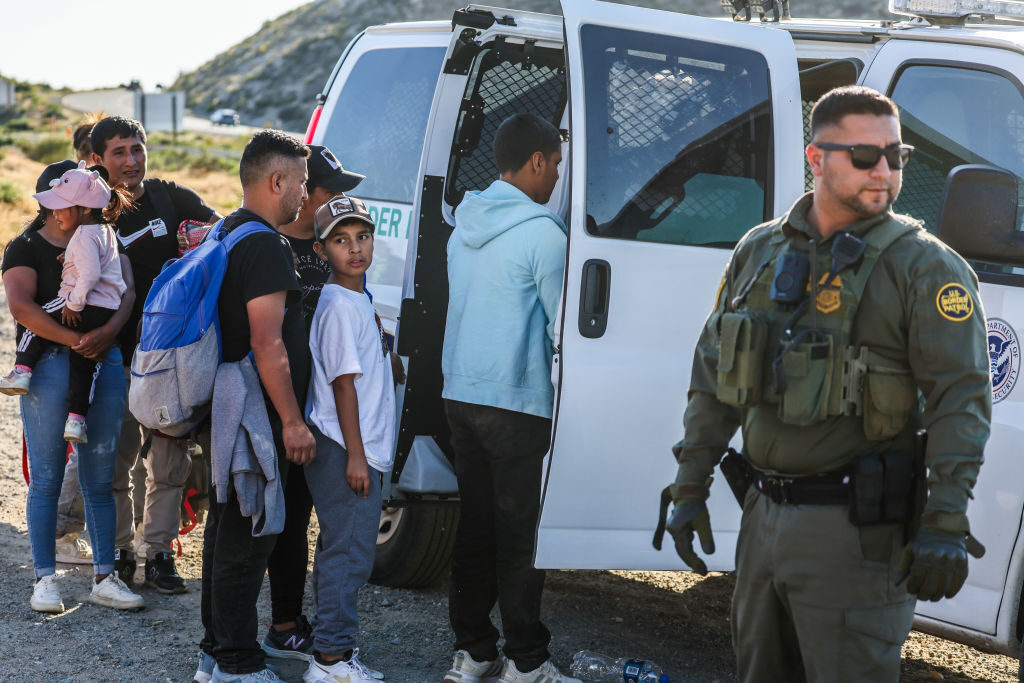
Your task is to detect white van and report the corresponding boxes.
[309,0,1024,657]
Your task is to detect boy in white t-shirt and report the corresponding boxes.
[303,195,395,683]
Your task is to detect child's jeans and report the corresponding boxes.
[304,425,382,655]
[16,301,117,416]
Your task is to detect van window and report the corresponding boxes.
[582,25,773,247]
[321,47,445,204]
[891,64,1024,236]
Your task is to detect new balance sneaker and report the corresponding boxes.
[63,415,87,443]
[262,614,313,660]
[89,574,145,610]
[0,366,31,395]
[499,659,581,683]
[211,666,283,682]
[145,551,187,594]
[30,574,64,613]
[113,547,136,586]
[55,532,93,564]
[194,650,216,683]
[443,650,505,683]
[303,649,380,683]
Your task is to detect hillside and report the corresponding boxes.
[171,0,892,132]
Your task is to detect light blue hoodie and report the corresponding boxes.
[442,180,567,419]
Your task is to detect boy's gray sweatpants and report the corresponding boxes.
[305,426,381,655]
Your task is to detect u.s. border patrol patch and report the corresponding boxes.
[936,283,974,321]
[989,318,1020,403]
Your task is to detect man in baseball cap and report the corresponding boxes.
[258,145,368,662]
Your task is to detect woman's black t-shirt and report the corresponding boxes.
[1,230,66,306]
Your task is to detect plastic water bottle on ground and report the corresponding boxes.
[570,650,669,682]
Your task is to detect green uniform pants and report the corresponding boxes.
[732,488,916,683]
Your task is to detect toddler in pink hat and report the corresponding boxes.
[0,162,133,444]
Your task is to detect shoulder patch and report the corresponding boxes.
[936,282,974,321]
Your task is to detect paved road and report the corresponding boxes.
[61,89,265,137]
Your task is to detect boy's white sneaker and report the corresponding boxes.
[443,650,504,683]
[303,648,379,683]
[89,574,145,610]
[55,532,93,564]
[0,367,31,395]
[30,574,64,613]
[499,659,581,683]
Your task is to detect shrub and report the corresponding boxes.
[3,118,31,131]
[15,136,70,164]
[0,181,21,204]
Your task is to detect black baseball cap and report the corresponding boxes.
[307,145,365,193]
[36,160,78,194]
[314,194,376,240]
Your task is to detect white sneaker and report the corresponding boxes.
[63,415,88,443]
[500,659,581,683]
[55,532,93,564]
[303,648,379,683]
[89,574,145,610]
[0,367,31,395]
[30,574,64,613]
[444,650,504,683]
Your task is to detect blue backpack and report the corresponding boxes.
[128,220,273,436]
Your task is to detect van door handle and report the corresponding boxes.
[578,259,610,339]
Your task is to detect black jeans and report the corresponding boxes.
[267,460,314,625]
[198,426,288,674]
[17,304,116,416]
[445,399,552,672]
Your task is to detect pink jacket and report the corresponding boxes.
[59,223,126,312]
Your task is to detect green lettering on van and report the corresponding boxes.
[390,209,402,237]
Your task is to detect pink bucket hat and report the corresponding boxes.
[32,160,111,210]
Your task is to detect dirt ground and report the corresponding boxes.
[0,291,1019,682]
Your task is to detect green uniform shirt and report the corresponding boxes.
[674,193,991,529]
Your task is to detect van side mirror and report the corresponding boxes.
[936,164,1023,267]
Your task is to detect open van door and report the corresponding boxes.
[536,0,804,571]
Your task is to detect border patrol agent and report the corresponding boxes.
[663,86,991,681]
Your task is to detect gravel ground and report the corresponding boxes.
[0,290,1019,683]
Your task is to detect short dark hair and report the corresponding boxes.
[90,116,147,158]
[239,130,310,188]
[810,86,899,139]
[494,113,561,174]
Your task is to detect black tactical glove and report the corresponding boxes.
[895,527,984,601]
[665,496,715,576]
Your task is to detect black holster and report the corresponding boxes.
[720,448,754,507]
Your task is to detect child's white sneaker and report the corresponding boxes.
[303,648,379,683]
[63,415,88,443]
[444,650,504,683]
[89,574,144,610]
[30,573,64,613]
[0,367,31,395]
[499,659,581,683]
[55,532,93,564]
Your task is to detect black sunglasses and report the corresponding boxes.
[814,142,914,170]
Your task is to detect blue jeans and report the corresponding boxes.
[23,346,125,577]
[305,426,381,655]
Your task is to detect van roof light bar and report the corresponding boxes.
[889,0,1024,24]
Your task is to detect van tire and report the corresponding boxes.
[371,504,459,588]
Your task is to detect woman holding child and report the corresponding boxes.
[2,161,144,613]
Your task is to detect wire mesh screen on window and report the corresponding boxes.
[446,48,566,207]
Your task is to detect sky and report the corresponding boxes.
[0,0,312,91]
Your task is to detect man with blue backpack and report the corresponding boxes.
[132,130,315,683]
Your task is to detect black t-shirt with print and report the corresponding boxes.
[282,233,331,334]
[1,229,66,306]
[218,209,309,422]
[115,178,216,358]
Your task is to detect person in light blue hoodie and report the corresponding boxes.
[441,113,579,683]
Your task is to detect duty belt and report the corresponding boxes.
[753,468,851,506]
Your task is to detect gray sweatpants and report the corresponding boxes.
[304,426,381,656]
[55,448,85,537]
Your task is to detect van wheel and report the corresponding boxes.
[371,504,459,588]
